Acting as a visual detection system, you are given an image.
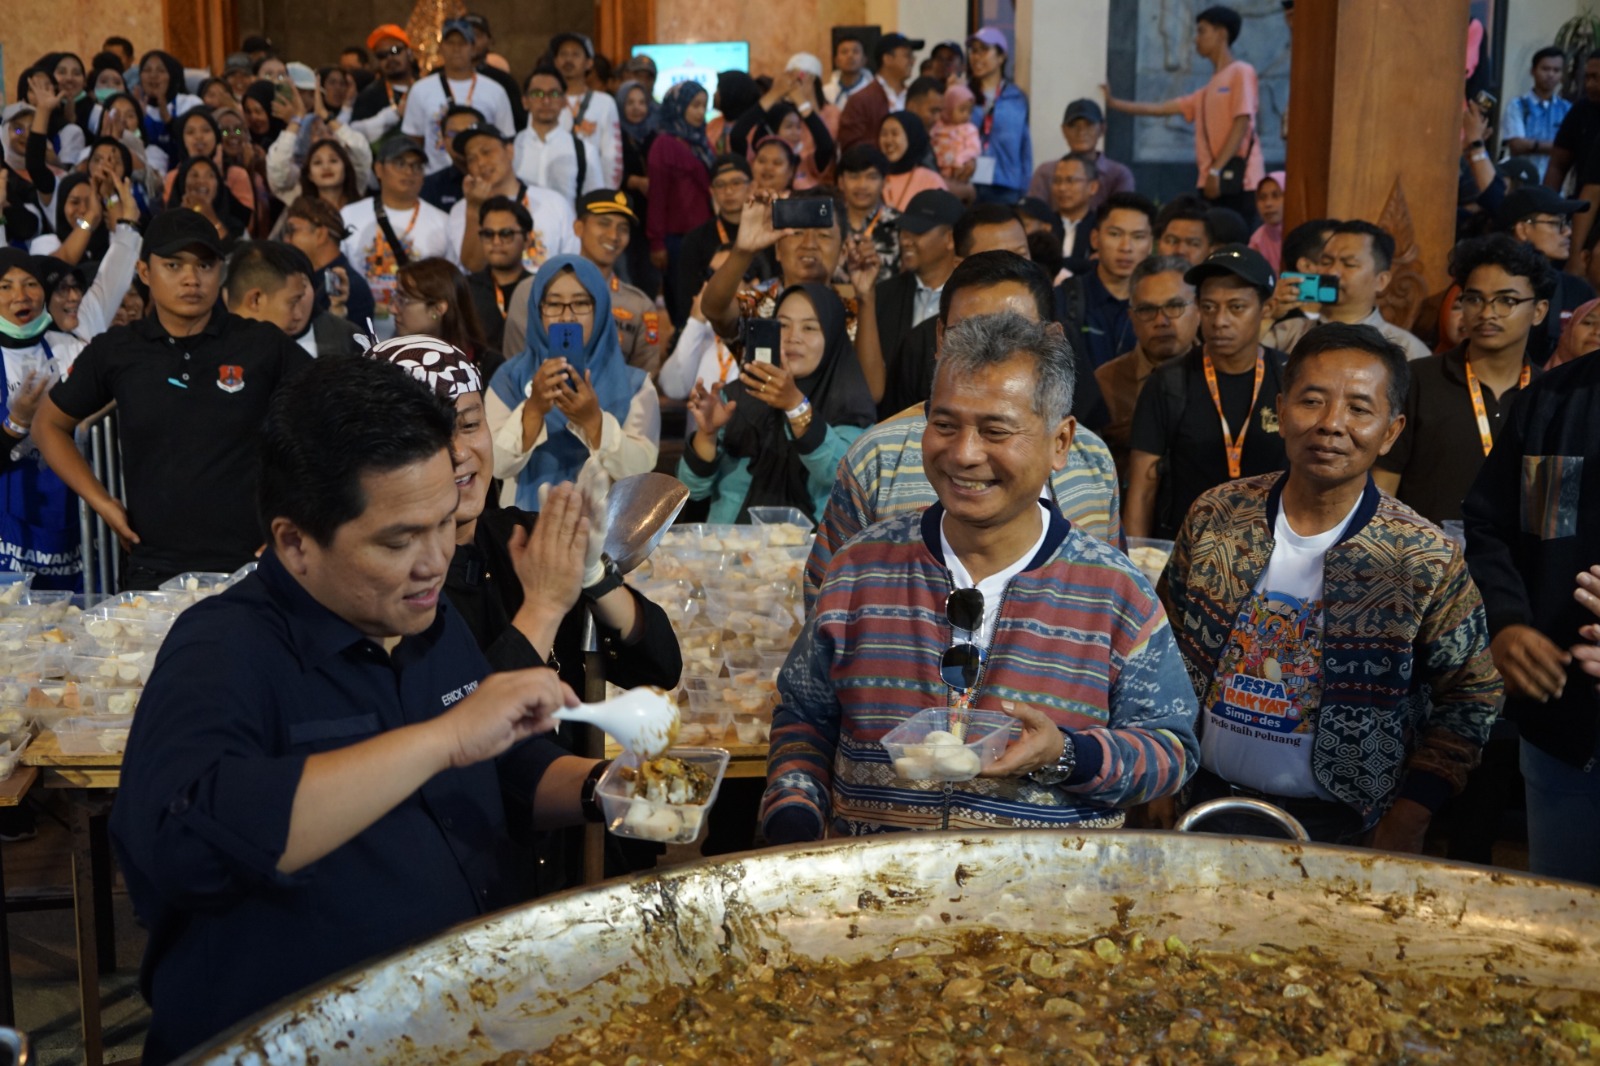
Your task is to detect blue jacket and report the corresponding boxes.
[977,81,1033,195]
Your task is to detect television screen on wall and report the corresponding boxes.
[631,41,751,119]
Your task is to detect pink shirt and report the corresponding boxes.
[931,121,981,171]
[882,167,948,211]
[1179,60,1266,191]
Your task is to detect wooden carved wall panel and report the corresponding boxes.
[1377,176,1428,333]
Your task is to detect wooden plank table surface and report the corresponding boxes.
[23,731,122,790]
[0,765,36,806]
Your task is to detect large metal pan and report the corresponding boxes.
[178,831,1600,1065]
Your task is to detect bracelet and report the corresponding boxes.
[785,397,811,420]
[1467,139,1486,150]
[3,417,29,437]
[580,759,611,823]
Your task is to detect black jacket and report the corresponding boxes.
[1463,355,1600,765]
[308,313,365,358]
[873,271,921,396]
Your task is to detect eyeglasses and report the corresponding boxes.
[1524,215,1573,232]
[389,290,421,311]
[1130,299,1195,322]
[377,44,408,57]
[940,588,985,694]
[540,297,595,319]
[220,126,247,138]
[1458,292,1539,315]
[478,227,526,243]
[8,126,27,138]
[711,176,750,191]
[525,88,563,100]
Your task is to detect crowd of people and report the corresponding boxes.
[0,5,1596,1062]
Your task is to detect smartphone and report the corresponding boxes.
[323,269,345,299]
[1473,89,1497,113]
[1282,271,1340,304]
[274,81,296,105]
[549,322,585,374]
[743,317,782,366]
[771,197,834,230]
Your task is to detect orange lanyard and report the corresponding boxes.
[376,204,420,255]
[493,282,508,318]
[1203,350,1265,480]
[449,73,478,106]
[716,218,729,244]
[860,206,881,240]
[713,340,736,385]
[385,80,408,108]
[608,274,619,293]
[1464,358,1531,457]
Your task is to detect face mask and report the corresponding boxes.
[95,87,120,103]
[0,310,52,342]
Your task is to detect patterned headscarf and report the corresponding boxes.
[368,334,483,401]
[614,80,658,143]
[658,80,713,171]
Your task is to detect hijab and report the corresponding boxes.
[487,256,648,509]
[172,155,242,235]
[883,110,930,176]
[91,93,146,144]
[1,104,32,175]
[87,135,134,179]
[716,71,761,129]
[719,284,876,520]
[171,109,221,168]
[137,51,187,107]
[50,173,110,269]
[659,81,713,171]
[242,80,285,147]
[0,249,53,345]
[1552,296,1600,368]
[615,80,658,143]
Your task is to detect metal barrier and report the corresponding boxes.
[76,406,124,599]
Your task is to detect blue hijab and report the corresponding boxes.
[488,256,647,509]
[658,80,713,171]
[615,80,659,143]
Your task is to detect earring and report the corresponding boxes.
[431,312,439,320]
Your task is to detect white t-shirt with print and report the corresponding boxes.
[1200,495,1363,799]
[400,72,516,174]
[339,198,459,318]
[446,185,578,275]
[556,90,622,189]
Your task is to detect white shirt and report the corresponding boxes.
[911,275,943,328]
[824,70,871,107]
[1059,214,1083,259]
[557,90,623,188]
[939,500,1053,651]
[512,125,604,202]
[1200,494,1363,799]
[657,317,738,403]
[446,184,578,274]
[485,375,661,507]
[400,72,516,174]
[339,198,458,314]
[877,75,908,112]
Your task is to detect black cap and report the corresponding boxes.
[1016,197,1056,226]
[897,190,965,233]
[1496,185,1591,231]
[440,17,476,44]
[710,154,752,181]
[32,256,84,297]
[1184,243,1275,293]
[1498,157,1541,188]
[577,189,638,221]
[550,31,594,58]
[1063,98,1104,125]
[451,124,507,157]
[875,33,925,61]
[141,208,225,261]
[376,137,428,164]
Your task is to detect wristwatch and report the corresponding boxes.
[580,759,612,823]
[580,552,625,602]
[75,217,93,231]
[1026,731,1077,788]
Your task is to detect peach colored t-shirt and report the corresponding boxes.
[1179,60,1266,191]
[882,167,948,211]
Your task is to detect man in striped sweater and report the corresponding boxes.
[763,313,1198,842]
[805,251,1123,607]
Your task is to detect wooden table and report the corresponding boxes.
[22,731,121,1066]
[0,764,39,1026]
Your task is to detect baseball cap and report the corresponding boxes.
[286,62,317,91]
[875,33,925,61]
[896,190,964,234]
[787,52,824,79]
[141,208,225,261]
[440,18,476,44]
[451,124,507,157]
[551,32,594,58]
[710,155,753,182]
[1015,197,1056,227]
[968,27,1009,52]
[223,52,252,75]
[1496,185,1591,231]
[1063,98,1104,125]
[578,189,638,222]
[931,40,965,58]
[366,25,412,52]
[1498,158,1541,188]
[376,137,428,164]
[1185,243,1275,293]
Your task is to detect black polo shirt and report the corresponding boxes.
[467,268,527,354]
[1129,346,1290,538]
[50,308,314,580]
[1377,345,1541,523]
[109,551,567,1065]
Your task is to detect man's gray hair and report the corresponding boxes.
[935,311,1076,423]
[1129,254,1195,294]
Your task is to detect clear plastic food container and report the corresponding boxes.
[0,734,29,781]
[746,507,815,547]
[879,707,1019,783]
[1123,538,1175,586]
[595,747,730,844]
[68,645,159,687]
[224,561,259,587]
[0,573,33,610]
[677,678,734,745]
[723,645,787,680]
[159,572,233,605]
[77,606,176,647]
[74,685,140,716]
[55,715,134,756]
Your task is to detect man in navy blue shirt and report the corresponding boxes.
[110,357,603,1064]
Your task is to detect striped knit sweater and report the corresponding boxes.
[1164,473,1502,830]
[804,407,1123,606]
[763,502,1198,841]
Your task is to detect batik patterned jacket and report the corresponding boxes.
[763,503,1198,842]
[1164,472,1501,829]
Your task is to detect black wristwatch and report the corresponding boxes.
[580,759,612,823]
[581,553,625,602]
[1027,731,1077,788]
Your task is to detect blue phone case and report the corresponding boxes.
[549,322,585,374]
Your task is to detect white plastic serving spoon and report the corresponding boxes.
[552,686,680,758]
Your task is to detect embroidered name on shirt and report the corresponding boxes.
[440,679,479,707]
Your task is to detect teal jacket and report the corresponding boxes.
[678,421,863,524]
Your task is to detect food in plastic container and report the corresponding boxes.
[0,576,30,607]
[0,734,29,781]
[595,747,730,843]
[880,707,1019,782]
[678,677,735,744]
[55,715,133,755]
[1124,538,1175,585]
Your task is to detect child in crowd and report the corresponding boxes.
[932,84,980,179]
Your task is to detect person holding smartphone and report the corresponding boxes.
[485,255,659,510]
[678,283,876,523]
